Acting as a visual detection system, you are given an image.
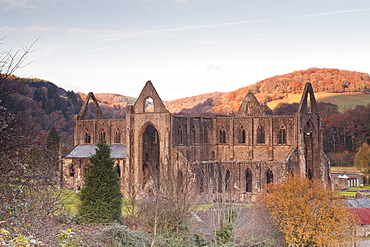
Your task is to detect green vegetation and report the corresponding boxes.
[336,191,357,197]
[78,142,123,224]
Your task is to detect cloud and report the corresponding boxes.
[0,25,54,32]
[207,64,227,72]
[307,8,370,17]
[1,0,36,10]
[2,7,368,41]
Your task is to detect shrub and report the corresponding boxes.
[101,225,150,247]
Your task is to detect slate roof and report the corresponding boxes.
[64,144,126,158]
[346,198,370,208]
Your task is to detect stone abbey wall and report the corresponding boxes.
[62,81,331,202]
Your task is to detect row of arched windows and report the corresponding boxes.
[176,124,287,145]
[84,128,121,143]
[177,125,209,145]
[221,125,287,145]
[69,163,121,178]
[198,167,274,193]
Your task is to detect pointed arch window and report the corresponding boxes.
[192,125,196,144]
[116,164,121,178]
[114,128,121,143]
[85,128,91,143]
[246,168,252,192]
[278,125,287,145]
[144,97,154,112]
[246,101,253,116]
[203,126,208,143]
[266,169,273,184]
[69,164,75,177]
[239,126,246,143]
[225,169,231,192]
[99,128,106,143]
[219,126,226,144]
[257,125,265,144]
[178,125,183,145]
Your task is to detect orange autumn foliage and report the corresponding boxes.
[256,175,356,246]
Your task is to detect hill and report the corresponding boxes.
[164,68,370,115]
[2,68,370,155]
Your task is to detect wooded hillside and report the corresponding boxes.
[174,68,370,115]
[2,68,370,156]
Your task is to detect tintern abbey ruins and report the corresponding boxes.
[62,81,331,202]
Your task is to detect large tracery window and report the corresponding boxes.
[219,126,226,144]
[278,125,287,145]
[85,128,91,143]
[239,126,246,143]
[257,125,265,144]
[99,128,106,143]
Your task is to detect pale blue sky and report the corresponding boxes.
[1,0,370,100]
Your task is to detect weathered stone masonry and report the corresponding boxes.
[62,81,331,202]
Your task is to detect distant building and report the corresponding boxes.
[331,173,364,188]
[61,81,331,202]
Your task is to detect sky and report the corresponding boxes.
[1,0,370,101]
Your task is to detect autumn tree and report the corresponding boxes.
[78,142,123,223]
[257,175,355,246]
[354,142,370,178]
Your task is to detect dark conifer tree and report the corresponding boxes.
[46,126,60,151]
[78,142,123,223]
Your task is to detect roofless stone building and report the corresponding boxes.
[62,81,331,202]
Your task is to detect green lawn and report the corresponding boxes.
[336,191,356,197]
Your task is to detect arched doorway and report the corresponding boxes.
[142,125,160,188]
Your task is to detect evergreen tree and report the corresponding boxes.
[46,126,60,151]
[78,142,123,223]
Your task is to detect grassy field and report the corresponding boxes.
[267,92,370,112]
[331,166,362,174]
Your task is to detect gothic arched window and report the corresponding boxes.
[239,126,246,143]
[246,101,253,116]
[178,125,183,145]
[114,128,121,143]
[116,164,121,178]
[266,169,273,184]
[225,169,231,192]
[278,125,287,144]
[257,125,265,144]
[85,128,91,143]
[99,128,106,143]
[219,126,226,144]
[192,125,196,144]
[246,168,252,192]
[144,97,154,112]
[203,126,208,143]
